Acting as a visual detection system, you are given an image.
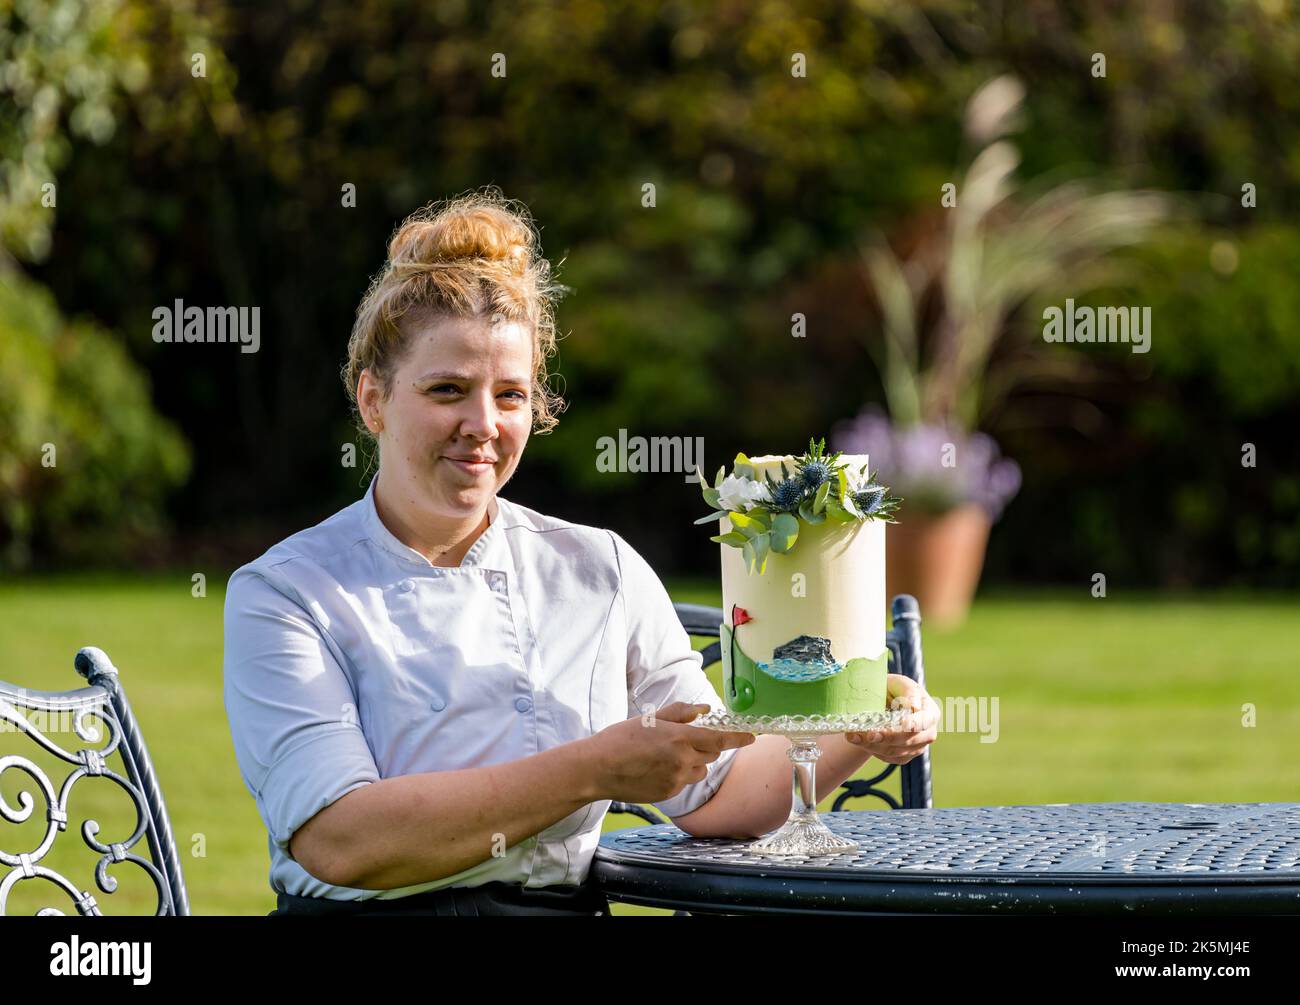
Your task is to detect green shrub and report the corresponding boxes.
[0,270,190,569]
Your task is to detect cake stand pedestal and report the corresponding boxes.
[691,709,911,857]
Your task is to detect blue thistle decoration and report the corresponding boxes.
[853,485,886,513]
[849,470,902,520]
[768,477,805,513]
[795,437,847,495]
[799,459,833,490]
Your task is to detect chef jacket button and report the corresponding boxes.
[514,697,532,713]
[429,697,446,712]
[398,579,415,593]
[488,572,506,592]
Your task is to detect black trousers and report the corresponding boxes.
[269,879,612,917]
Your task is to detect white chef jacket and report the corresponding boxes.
[222,473,738,901]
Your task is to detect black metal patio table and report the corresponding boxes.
[592,802,1300,915]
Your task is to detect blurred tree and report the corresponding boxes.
[0,270,190,567]
[7,0,1300,583]
[0,0,234,260]
[0,0,227,568]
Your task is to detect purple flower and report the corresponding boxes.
[830,407,1021,520]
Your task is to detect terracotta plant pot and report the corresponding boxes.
[885,503,991,629]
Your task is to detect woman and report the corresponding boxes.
[222,188,939,916]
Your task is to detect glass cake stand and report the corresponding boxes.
[691,707,912,856]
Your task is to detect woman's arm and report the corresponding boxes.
[293,735,603,890]
[670,733,871,838]
[225,568,613,892]
[298,700,750,888]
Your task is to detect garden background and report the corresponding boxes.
[1,0,1297,916]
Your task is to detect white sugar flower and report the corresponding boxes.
[716,473,771,512]
[843,464,872,493]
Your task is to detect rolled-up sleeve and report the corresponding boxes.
[222,564,380,861]
[610,531,739,820]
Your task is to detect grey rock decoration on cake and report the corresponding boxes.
[757,634,843,682]
[774,634,836,663]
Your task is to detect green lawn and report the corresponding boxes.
[2,572,1296,916]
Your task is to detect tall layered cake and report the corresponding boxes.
[695,440,901,719]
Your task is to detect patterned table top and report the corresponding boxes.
[592,803,1300,914]
[599,803,1300,877]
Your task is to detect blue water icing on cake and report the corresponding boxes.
[756,658,844,682]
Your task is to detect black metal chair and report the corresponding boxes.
[0,647,190,916]
[610,594,932,825]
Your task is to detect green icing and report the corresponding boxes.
[720,622,887,717]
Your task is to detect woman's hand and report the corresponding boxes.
[845,674,939,765]
[587,701,756,804]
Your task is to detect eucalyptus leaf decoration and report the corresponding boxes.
[694,437,902,574]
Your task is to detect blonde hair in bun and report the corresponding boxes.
[344,186,567,440]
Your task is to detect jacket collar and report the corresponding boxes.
[361,473,503,569]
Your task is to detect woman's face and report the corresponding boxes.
[360,314,534,521]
